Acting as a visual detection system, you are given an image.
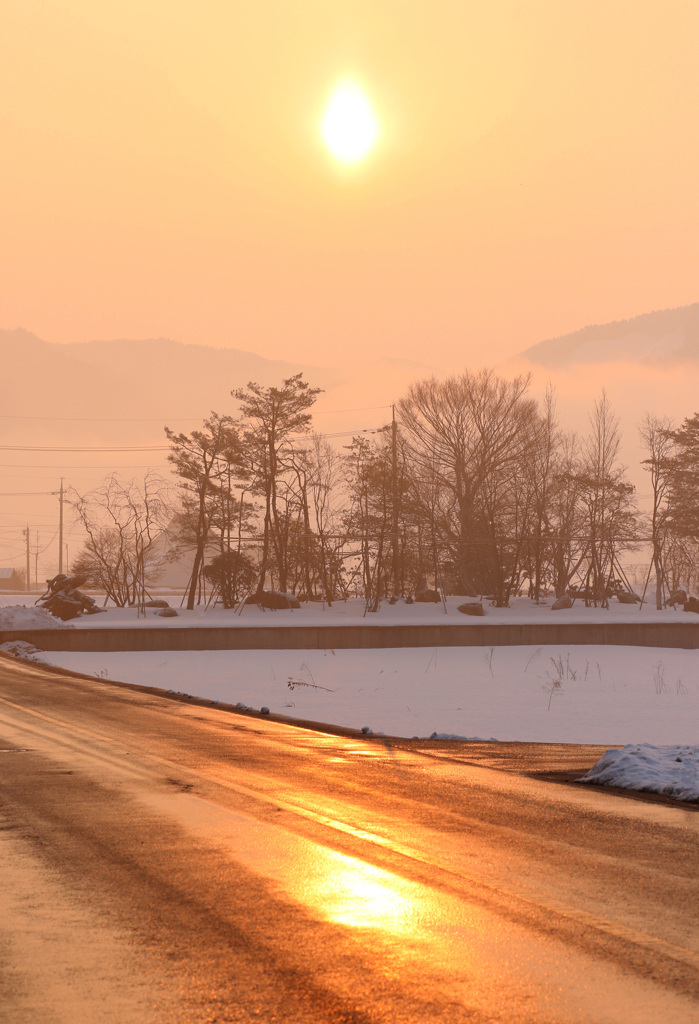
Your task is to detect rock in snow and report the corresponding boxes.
[457,602,484,616]
[260,591,301,610]
[578,744,699,802]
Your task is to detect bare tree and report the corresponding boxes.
[399,369,541,605]
[574,392,638,606]
[523,387,561,601]
[639,413,674,608]
[70,472,171,608]
[273,434,347,603]
[546,431,587,597]
[307,434,346,603]
[166,414,247,610]
[343,435,392,611]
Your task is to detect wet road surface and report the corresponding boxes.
[1,654,698,1023]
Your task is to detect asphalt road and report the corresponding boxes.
[1,654,697,1023]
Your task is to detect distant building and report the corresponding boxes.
[148,530,260,590]
[0,567,22,591]
[142,530,216,590]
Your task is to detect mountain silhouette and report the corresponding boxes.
[520,304,699,368]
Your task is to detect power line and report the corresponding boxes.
[0,445,170,453]
[0,405,392,422]
[313,405,391,415]
[0,516,83,526]
[0,464,163,469]
[289,428,383,442]
[0,430,382,452]
[35,528,60,555]
[0,415,200,423]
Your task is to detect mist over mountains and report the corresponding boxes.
[4,303,699,449]
[0,329,339,445]
[2,307,698,574]
[4,301,699,448]
[520,303,699,368]
[0,330,441,444]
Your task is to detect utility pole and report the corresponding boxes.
[58,478,64,574]
[24,526,31,592]
[391,404,400,596]
[51,479,66,575]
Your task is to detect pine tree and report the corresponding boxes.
[233,374,322,594]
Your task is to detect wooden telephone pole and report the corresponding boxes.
[50,479,66,575]
[24,526,31,592]
[391,405,400,596]
[58,479,64,574]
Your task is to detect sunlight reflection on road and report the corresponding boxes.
[307,851,414,930]
[138,788,699,1024]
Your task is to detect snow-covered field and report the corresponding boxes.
[1,592,697,627]
[40,643,698,745]
[2,595,697,801]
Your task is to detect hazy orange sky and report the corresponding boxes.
[2,1,698,368]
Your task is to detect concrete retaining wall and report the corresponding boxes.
[2,621,699,652]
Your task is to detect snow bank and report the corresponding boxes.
[0,640,47,663]
[578,744,699,802]
[429,733,499,742]
[0,605,69,630]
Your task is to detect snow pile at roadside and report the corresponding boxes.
[0,640,47,662]
[578,744,699,802]
[0,605,69,630]
[429,733,499,742]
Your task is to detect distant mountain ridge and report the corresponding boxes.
[0,330,335,442]
[0,331,433,448]
[521,303,699,368]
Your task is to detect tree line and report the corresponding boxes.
[70,369,699,611]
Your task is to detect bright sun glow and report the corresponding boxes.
[321,81,379,164]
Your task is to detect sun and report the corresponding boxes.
[321,81,379,165]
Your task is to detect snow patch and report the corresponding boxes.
[0,640,47,662]
[429,733,499,742]
[0,605,70,630]
[578,744,699,802]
